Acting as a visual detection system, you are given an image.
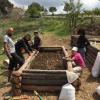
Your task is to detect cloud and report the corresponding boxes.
[9,0,100,13]
[81,0,100,10]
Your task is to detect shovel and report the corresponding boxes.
[34,90,43,100]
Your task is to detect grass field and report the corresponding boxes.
[0,17,69,70]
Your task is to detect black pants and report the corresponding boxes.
[16,51,25,61]
[9,53,24,71]
[32,45,39,50]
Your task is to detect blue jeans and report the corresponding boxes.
[78,48,86,62]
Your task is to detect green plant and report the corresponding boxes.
[49,7,57,15]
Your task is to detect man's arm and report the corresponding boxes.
[26,41,33,52]
[4,42,12,59]
[22,39,31,56]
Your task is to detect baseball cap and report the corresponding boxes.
[72,47,78,52]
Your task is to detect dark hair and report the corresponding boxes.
[24,34,31,41]
[34,31,39,35]
[78,28,85,36]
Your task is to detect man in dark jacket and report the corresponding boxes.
[15,34,32,61]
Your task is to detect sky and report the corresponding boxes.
[9,0,100,14]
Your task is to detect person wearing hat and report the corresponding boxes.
[70,47,86,69]
[3,28,24,81]
[32,31,41,50]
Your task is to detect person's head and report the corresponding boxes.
[78,28,85,36]
[24,34,31,41]
[6,27,14,37]
[72,47,78,55]
[34,31,39,36]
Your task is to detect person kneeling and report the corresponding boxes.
[69,47,86,73]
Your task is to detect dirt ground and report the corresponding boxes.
[0,33,100,100]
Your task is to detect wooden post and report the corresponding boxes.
[10,51,38,96]
[62,46,73,72]
[11,74,22,96]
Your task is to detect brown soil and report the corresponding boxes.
[30,51,64,70]
[0,33,100,100]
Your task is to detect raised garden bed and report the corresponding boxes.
[11,47,69,96]
[30,49,64,70]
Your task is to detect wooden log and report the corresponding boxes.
[62,57,67,70]
[67,61,73,72]
[23,70,67,74]
[86,54,96,63]
[62,46,73,72]
[21,79,67,86]
[88,45,99,52]
[21,85,61,92]
[86,58,93,66]
[86,52,97,59]
[86,58,95,65]
[12,51,38,77]
[86,53,96,63]
[62,46,69,58]
[87,46,99,55]
[12,83,21,89]
[22,73,67,80]
[10,76,21,84]
[12,88,22,96]
[39,47,62,52]
[87,49,98,56]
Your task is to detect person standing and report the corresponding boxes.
[32,31,41,50]
[77,28,90,61]
[3,28,24,81]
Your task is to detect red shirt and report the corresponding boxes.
[71,52,85,69]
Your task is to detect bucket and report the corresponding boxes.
[96,85,100,96]
[59,83,75,100]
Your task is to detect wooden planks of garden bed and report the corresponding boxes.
[11,46,70,96]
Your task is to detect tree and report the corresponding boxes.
[26,2,44,18]
[93,8,100,15]
[0,0,13,16]
[49,7,57,15]
[64,0,83,32]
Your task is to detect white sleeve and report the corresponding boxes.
[4,35,8,43]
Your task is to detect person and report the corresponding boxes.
[70,47,86,69]
[32,31,41,50]
[3,28,24,81]
[15,34,32,61]
[77,28,90,61]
